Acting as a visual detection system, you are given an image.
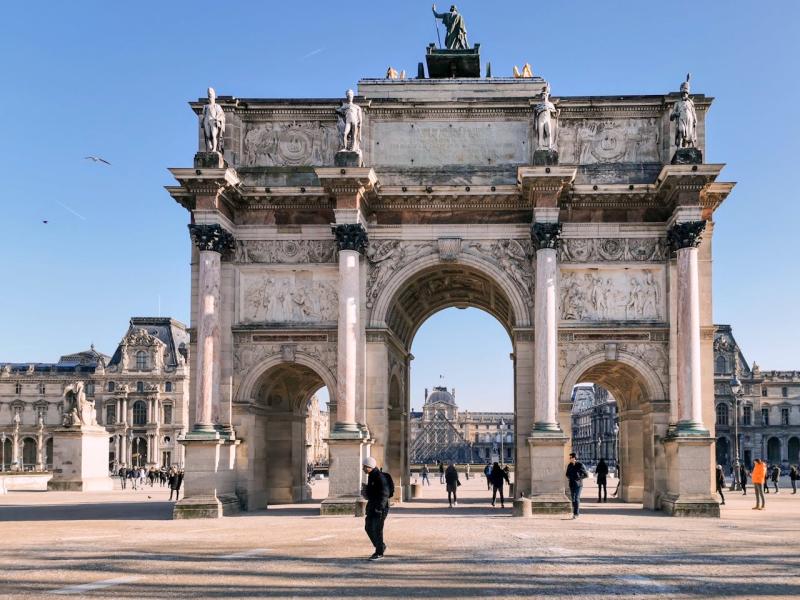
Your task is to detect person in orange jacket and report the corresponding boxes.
[751,458,767,510]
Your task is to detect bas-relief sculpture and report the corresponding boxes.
[463,239,533,302]
[242,122,338,167]
[233,343,337,380]
[558,238,668,263]
[61,381,97,427]
[366,241,437,308]
[432,4,469,49]
[670,74,698,149]
[560,269,664,322]
[241,276,338,324]
[202,87,225,153]
[235,240,336,264]
[557,118,661,165]
[336,90,363,153]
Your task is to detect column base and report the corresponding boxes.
[661,434,719,518]
[323,434,370,516]
[320,496,367,516]
[173,435,240,520]
[527,432,571,515]
[173,494,240,519]
[675,421,709,436]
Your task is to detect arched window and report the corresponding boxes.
[136,351,148,371]
[132,400,147,426]
[164,381,173,392]
[715,355,727,374]
[716,403,729,426]
[136,381,144,393]
[107,381,115,392]
[39,383,46,394]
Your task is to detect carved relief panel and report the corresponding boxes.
[235,240,336,264]
[238,270,338,324]
[560,267,666,322]
[242,122,338,166]
[557,118,661,165]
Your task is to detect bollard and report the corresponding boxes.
[411,483,423,498]
[354,498,367,517]
[509,483,514,497]
[512,496,532,517]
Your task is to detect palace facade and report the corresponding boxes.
[570,383,619,466]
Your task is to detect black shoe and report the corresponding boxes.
[369,553,384,561]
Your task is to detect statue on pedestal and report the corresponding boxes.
[670,74,697,149]
[335,90,364,167]
[533,84,559,165]
[201,87,226,154]
[61,381,97,427]
[432,4,468,50]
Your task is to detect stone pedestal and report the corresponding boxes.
[194,151,226,169]
[425,44,481,78]
[47,427,113,492]
[320,435,368,515]
[671,147,702,165]
[334,150,363,167]
[173,435,240,519]
[533,149,559,166]
[410,483,423,498]
[512,496,532,517]
[661,435,720,517]
[527,433,571,515]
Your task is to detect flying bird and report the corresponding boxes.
[84,155,111,165]
[42,220,48,224]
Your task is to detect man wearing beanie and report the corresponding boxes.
[362,456,391,560]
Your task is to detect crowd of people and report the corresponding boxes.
[717,460,799,509]
[115,465,184,500]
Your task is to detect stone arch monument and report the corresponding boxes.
[167,62,733,518]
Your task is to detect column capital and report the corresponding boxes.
[332,223,369,254]
[188,223,235,253]
[667,220,706,251]
[531,222,562,251]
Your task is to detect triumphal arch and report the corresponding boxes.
[167,34,733,518]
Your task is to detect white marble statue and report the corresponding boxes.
[336,89,363,153]
[533,83,558,151]
[202,87,226,153]
[670,74,697,148]
[62,381,97,427]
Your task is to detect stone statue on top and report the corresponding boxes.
[202,87,226,153]
[670,74,698,149]
[432,4,469,50]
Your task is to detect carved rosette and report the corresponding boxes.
[667,220,706,252]
[332,223,368,254]
[531,222,562,251]
[188,223,235,253]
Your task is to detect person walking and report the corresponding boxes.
[465,463,471,480]
[168,469,178,501]
[752,458,767,510]
[484,463,492,490]
[118,465,127,490]
[716,464,726,506]
[790,465,798,494]
[770,464,780,493]
[565,453,588,519]
[438,460,445,484]
[764,464,771,494]
[489,462,510,508]
[129,467,138,490]
[445,462,460,507]
[596,458,609,503]
[739,462,748,495]
[420,464,430,486]
[362,457,391,561]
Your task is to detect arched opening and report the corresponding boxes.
[237,361,331,509]
[789,437,800,464]
[767,437,781,464]
[22,437,37,469]
[716,437,730,468]
[45,438,53,469]
[2,438,12,469]
[131,436,147,467]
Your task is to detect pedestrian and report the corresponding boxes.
[790,465,799,494]
[362,456,392,561]
[445,462,460,507]
[168,469,178,501]
[770,464,780,493]
[438,460,445,484]
[420,464,430,486]
[172,469,184,501]
[739,462,748,495]
[764,464,770,494]
[596,458,609,503]
[484,463,492,490]
[751,458,766,510]
[565,452,588,519]
[716,464,726,506]
[465,463,471,480]
[489,461,510,508]
[118,465,127,490]
[129,468,138,490]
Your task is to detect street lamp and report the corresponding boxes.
[1,432,5,472]
[499,419,506,466]
[729,376,743,491]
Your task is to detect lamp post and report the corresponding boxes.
[729,376,743,491]
[1,432,5,472]
[499,419,506,466]
[613,423,620,470]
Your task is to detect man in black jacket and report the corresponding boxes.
[362,457,390,561]
[565,453,588,518]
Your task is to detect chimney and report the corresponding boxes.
[424,388,428,402]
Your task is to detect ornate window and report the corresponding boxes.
[107,381,115,392]
[715,355,727,374]
[14,382,21,394]
[106,404,116,425]
[163,404,173,425]
[132,400,147,425]
[762,387,768,397]
[164,381,173,393]
[39,383,46,394]
[743,406,752,426]
[782,408,790,426]
[85,383,95,397]
[136,381,144,393]
[136,351,148,371]
[762,408,770,426]
[782,387,789,398]
[716,403,729,426]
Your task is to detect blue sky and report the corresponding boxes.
[2,1,798,412]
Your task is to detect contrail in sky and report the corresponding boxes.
[300,47,325,60]
[55,200,87,221]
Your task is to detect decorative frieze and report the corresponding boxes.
[241,276,338,324]
[558,237,668,263]
[188,223,235,253]
[234,240,336,264]
[531,222,562,251]
[560,268,664,322]
[332,223,368,254]
[366,241,437,308]
[667,220,706,251]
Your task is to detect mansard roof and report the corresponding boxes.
[108,317,189,368]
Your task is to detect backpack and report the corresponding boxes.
[381,471,395,498]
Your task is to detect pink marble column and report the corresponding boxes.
[531,222,562,431]
[669,220,707,434]
[189,224,234,435]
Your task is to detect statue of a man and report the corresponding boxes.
[533,84,558,151]
[336,89,363,153]
[670,74,697,148]
[432,4,469,50]
[202,87,226,153]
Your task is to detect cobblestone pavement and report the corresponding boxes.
[1,476,799,599]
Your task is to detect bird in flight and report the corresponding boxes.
[42,220,48,224]
[84,155,111,165]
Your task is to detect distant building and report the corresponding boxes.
[409,386,514,464]
[305,394,329,466]
[570,383,618,465]
[0,317,190,471]
[713,325,800,469]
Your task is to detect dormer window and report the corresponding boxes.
[136,351,149,371]
[136,381,144,393]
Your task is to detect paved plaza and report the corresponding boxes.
[1,476,799,599]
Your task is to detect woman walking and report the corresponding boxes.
[596,458,609,503]
[716,464,726,505]
[445,462,460,508]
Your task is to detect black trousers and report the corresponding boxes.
[741,481,746,494]
[569,481,582,515]
[716,483,725,504]
[491,484,504,505]
[365,504,389,554]
[597,481,607,501]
